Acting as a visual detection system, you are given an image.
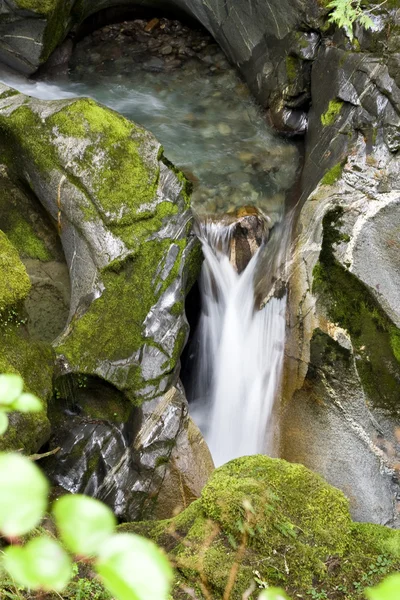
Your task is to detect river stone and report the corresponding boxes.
[44,384,212,520]
[154,414,215,519]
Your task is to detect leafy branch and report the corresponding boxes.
[326,0,375,38]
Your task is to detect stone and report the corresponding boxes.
[0,83,204,519]
[154,415,215,519]
[161,45,173,55]
[0,228,52,454]
[217,122,231,135]
[280,44,400,525]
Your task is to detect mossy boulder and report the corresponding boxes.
[0,230,52,454]
[120,456,400,599]
[0,85,200,405]
[0,84,204,520]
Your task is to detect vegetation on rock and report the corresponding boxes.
[120,455,400,599]
[312,207,400,415]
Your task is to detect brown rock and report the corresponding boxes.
[154,417,214,519]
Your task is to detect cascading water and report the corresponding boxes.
[190,219,287,467]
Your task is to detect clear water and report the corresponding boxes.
[0,21,299,222]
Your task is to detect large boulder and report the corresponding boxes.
[0,84,209,519]
[121,456,400,599]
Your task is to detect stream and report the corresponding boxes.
[0,16,299,465]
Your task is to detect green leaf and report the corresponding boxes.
[96,533,173,600]
[12,392,42,413]
[258,589,290,600]
[0,452,49,536]
[0,411,8,435]
[0,374,23,406]
[53,494,116,557]
[2,546,38,588]
[365,574,400,600]
[3,537,72,592]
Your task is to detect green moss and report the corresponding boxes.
[120,456,400,599]
[0,230,31,312]
[321,99,344,126]
[0,231,52,453]
[0,89,20,100]
[57,235,193,405]
[14,0,58,14]
[6,218,52,261]
[0,103,58,175]
[390,329,400,362]
[320,162,344,186]
[48,98,161,222]
[312,207,400,414]
[285,55,298,84]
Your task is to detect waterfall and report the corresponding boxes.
[190,219,287,467]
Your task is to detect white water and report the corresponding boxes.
[191,221,287,466]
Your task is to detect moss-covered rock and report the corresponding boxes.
[0,87,200,405]
[0,230,31,311]
[0,230,52,453]
[0,85,204,520]
[120,456,400,599]
[312,207,400,415]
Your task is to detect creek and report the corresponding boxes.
[0,16,299,466]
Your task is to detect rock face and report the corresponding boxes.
[121,455,400,599]
[0,84,210,519]
[281,7,400,526]
[228,206,269,273]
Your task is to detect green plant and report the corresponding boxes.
[309,588,328,600]
[366,574,400,600]
[326,0,374,39]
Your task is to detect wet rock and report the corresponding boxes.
[153,413,214,518]
[45,384,212,521]
[0,84,205,519]
[160,44,173,55]
[202,206,269,273]
[142,56,164,72]
[281,40,400,526]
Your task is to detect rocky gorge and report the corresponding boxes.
[0,0,400,598]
